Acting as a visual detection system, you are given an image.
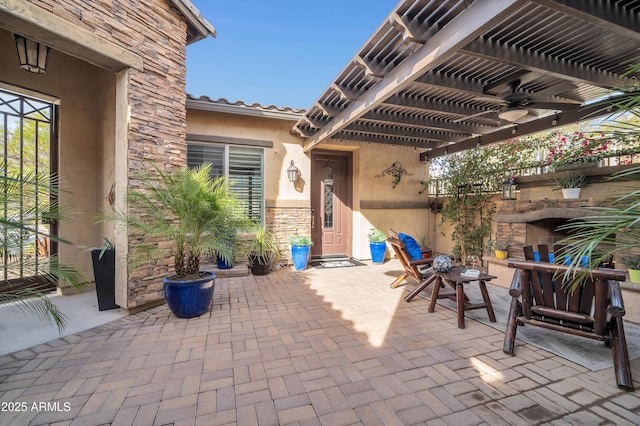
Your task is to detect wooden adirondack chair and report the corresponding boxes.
[504,244,633,390]
[387,236,433,288]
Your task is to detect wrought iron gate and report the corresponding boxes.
[0,88,57,293]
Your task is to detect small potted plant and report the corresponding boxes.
[246,225,279,276]
[290,235,313,271]
[215,219,239,270]
[367,229,387,264]
[550,173,588,199]
[624,255,640,284]
[490,238,511,260]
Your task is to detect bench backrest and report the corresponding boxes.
[509,244,626,335]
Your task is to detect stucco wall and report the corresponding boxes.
[342,143,432,259]
[186,108,309,258]
[0,28,114,282]
[187,108,309,203]
[186,109,436,261]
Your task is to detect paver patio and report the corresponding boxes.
[0,260,638,425]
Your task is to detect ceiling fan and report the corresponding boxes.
[454,79,582,123]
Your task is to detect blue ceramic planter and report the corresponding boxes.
[291,245,310,271]
[370,242,387,264]
[163,272,216,318]
[216,255,233,270]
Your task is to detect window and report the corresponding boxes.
[187,143,264,223]
[0,88,56,290]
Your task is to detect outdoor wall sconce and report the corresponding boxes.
[287,160,299,182]
[502,176,517,200]
[14,34,49,74]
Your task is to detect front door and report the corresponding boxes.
[311,151,352,257]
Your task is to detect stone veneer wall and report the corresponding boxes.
[266,207,312,264]
[28,0,190,309]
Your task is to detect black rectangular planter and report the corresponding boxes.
[91,249,119,311]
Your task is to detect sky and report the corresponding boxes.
[185,1,396,110]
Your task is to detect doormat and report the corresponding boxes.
[406,282,640,372]
[309,258,366,269]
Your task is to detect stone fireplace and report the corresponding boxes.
[485,166,640,324]
[494,198,606,259]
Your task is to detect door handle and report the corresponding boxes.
[311,209,315,229]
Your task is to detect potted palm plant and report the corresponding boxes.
[246,225,279,276]
[551,173,588,199]
[104,163,248,318]
[367,229,387,264]
[290,235,313,271]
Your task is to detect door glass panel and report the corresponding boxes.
[323,167,334,229]
[0,89,54,282]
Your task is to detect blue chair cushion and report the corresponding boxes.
[398,232,422,261]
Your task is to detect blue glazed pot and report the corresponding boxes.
[216,255,233,270]
[370,241,387,264]
[291,245,310,271]
[162,272,216,318]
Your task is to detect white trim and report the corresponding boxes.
[0,0,143,72]
[186,99,303,121]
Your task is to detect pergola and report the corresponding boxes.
[292,0,640,160]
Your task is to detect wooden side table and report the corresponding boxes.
[410,267,497,329]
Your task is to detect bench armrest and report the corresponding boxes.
[608,280,626,317]
[508,269,522,298]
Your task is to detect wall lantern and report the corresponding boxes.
[14,34,49,74]
[287,160,299,182]
[502,176,517,200]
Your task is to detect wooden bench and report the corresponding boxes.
[504,244,633,390]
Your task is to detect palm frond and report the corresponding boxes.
[0,288,67,333]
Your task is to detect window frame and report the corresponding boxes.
[187,141,266,225]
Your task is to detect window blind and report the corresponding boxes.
[229,146,263,223]
[187,143,264,223]
[187,144,224,176]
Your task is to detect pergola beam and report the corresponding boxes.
[345,121,461,142]
[332,131,437,148]
[461,38,633,89]
[531,0,640,42]
[420,103,617,160]
[383,95,502,124]
[362,110,491,135]
[414,72,490,99]
[388,12,429,44]
[303,0,528,152]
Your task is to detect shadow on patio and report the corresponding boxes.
[0,260,638,425]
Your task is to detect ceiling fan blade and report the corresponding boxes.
[529,101,581,110]
[483,70,537,94]
[473,95,507,104]
[529,81,579,99]
[515,109,538,124]
[451,109,498,123]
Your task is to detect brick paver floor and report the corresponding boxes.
[0,260,638,425]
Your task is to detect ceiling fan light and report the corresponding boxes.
[499,108,528,122]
